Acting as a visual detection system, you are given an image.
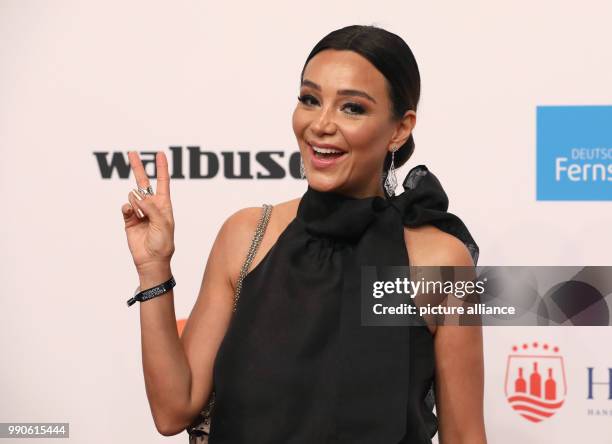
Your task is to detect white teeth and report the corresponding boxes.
[311,145,343,154]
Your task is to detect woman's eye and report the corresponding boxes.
[342,102,365,115]
[297,95,365,115]
[297,94,318,106]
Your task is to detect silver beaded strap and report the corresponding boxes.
[186,204,273,442]
[232,203,273,312]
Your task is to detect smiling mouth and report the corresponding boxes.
[307,143,347,160]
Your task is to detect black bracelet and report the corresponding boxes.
[127,276,176,307]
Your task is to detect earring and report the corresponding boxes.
[384,147,398,197]
[300,155,306,179]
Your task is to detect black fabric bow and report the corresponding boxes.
[297,164,479,265]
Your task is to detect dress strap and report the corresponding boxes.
[187,204,273,443]
[232,203,273,312]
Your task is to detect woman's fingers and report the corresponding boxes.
[128,151,152,190]
[128,191,146,219]
[121,202,139,224]
[155,151,171,198]
[125,151,172,223]
[128,189,164,222]
[121,202,133,218]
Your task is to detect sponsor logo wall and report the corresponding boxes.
[2,2,611,443]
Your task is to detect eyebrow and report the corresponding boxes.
[301,79,377,104]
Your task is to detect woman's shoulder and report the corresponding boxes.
[222,196,300,236]
[215,197,302,283]
[403,224,474,267]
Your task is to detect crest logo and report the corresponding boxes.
[504,342,566,423]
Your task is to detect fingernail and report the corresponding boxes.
[131,189,143,201]
[136,208,145,218]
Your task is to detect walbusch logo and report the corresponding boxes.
[93,146,303,180]
[504,342,566,423]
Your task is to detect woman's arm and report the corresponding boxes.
[404,227,487,443]
[138,207,262,436]
[433,323,486,444]
[429,235,486,444]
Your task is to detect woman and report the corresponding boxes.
[122,25,486,443]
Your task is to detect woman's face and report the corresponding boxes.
[292,49,415,198]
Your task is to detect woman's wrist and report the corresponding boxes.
[137,261,173,289]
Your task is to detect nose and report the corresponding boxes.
[310,106,337,136]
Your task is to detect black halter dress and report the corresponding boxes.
[209,165,479,444]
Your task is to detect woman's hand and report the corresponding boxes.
[122,151,175,274]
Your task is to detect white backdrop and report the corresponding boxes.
[1,0,611,443]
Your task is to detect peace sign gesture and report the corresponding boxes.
[122,151,175,274]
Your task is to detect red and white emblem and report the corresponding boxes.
[504,342,566,423]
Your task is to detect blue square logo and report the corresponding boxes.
[537,105,612,200]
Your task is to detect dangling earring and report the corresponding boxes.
[300,155,306,179]
[384,147,398,197]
